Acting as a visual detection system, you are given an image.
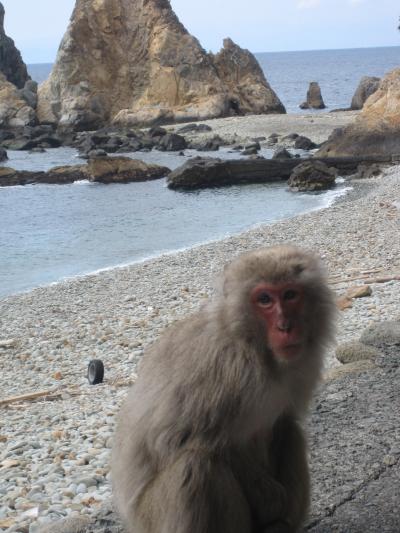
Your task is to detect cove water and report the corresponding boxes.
[1,46,398,298]
[0,147,348,298]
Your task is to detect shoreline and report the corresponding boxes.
[1,130,399,530]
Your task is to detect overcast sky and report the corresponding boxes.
[1,0,399,63]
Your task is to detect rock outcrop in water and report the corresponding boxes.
[0,2,30,89]
[0,156,170,186]
[287,160,336,191]
[299,82,325,110]
[317,69,400,157]
[37,0,285,131]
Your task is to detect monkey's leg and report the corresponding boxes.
[133,450,252,533]
[269,415,310,531]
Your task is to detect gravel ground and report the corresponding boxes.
[171,109,359,144]
[0,115,399,531]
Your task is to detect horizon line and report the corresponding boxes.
[26,43,400,65]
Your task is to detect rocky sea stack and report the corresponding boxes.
[37,0,285,131]
[318,68,400,157]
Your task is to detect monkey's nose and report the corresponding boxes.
[277,319,292,332]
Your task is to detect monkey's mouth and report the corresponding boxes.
[276,343,303,360]
[270,329,303,360]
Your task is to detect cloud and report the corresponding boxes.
[297,0,320,9]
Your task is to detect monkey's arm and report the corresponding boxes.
[269,414,310,530]
[231,438,288,530]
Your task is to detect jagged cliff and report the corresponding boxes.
[318,68,400,157]
[37,0,285,130]
[0,2,30,88]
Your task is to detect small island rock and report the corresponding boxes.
[0,157,170,186]
[86,156,170,184]
[299,82,326,110]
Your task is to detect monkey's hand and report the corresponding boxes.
[250,476,288,526]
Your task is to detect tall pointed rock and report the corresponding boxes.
[37,0,285,130]
[0,2,30,89]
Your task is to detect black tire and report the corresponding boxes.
[87,359,104,385]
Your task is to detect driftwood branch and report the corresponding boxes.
[329,274,400,286]
[0,390,61,407]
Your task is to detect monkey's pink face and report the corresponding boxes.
[251,282,305,361]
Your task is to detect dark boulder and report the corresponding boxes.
[147,126,167,138]
[0,165,85,186]
[2,138,38,150]
[300,82,326,110]
[44,165,87,184]
[0,166,44,186]
[267,133,279,145]
[294,135,317,150]
[167,157,229,189]
[23,124,55,138]
[156,133,187,152]
[167,156,297,189]
[0,146,7,161]
[189,135,224,151]
[272,147,292,159]
[0,3,30,88]
[282,133,299,142]
[288,160,336,191]
[242,147,258,156]
[0,129,14,142]
[85,149,108,159]
[351,76,380,110]
[241,141,261,156]
[176,123,212,134]
[35,134,62,148]
[1,129,62,150]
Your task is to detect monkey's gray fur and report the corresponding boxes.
[112,245,336,533]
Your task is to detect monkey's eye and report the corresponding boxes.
[257,292,272,306]
[283,289,298,301]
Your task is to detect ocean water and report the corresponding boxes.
[256,46,400,113]
[1,47,398,298]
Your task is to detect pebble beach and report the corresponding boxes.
[1,112,400,532]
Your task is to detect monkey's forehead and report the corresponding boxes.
[224,246,320,283]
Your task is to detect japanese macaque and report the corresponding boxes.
[112,245,335,533]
